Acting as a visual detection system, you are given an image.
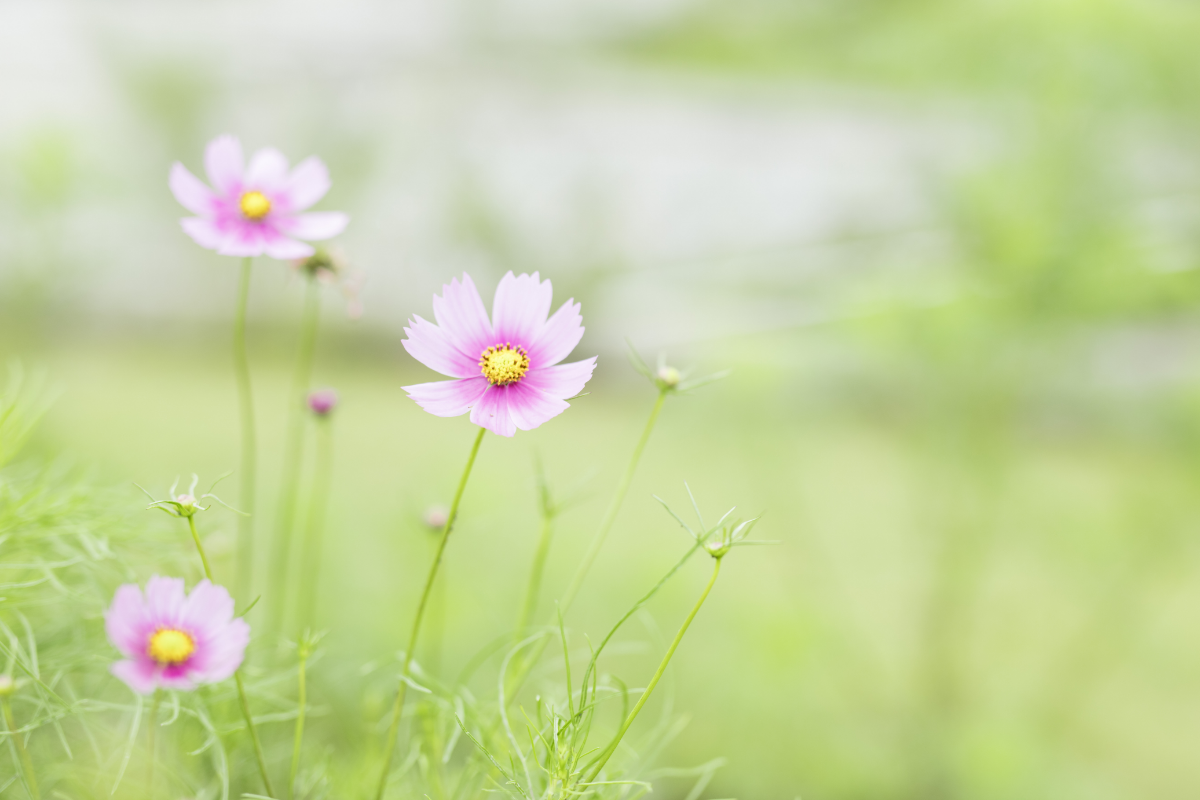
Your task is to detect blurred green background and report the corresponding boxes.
[5,0,1200,797]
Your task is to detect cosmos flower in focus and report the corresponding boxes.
[105,576,249,694]
[401,272,596,437]
[169,135,348,260]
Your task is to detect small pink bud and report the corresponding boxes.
[308,389,338,416]
[423,505,449,530]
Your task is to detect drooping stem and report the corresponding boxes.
[268,277,322,634]
[290,644,309,799]
[297,417,334,631]
[184,514,275,797]
[233,257,258,604]
[146,690,161,792]
[374,426,486,800]
[581,557,722,789]
[2,696,39,800]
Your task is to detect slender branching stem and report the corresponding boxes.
[290,644,309,799]
[147,689,161,792]
[2,696,39,800]
[233,257,257,603]
[184,514,275,797]
[581,557,722,789]
[269,277,322,634]
[297,417,334,630]
[374,426,486,800]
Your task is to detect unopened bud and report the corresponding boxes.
[0,674,14,697]
[308,389,339,416]
[656,366,681,389]
[174,494,199,515]
[423,505,449,531]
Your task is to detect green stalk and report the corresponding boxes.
[581,557,722,789]
[268,277,322,634]
[513,512,553,642]
[374,426,486,800]
[290,644,309,799]
[297,417,334,631]
[233,257,257,603]
[2,696,39,800]
[146,690,161,792]
[185,513,275,797]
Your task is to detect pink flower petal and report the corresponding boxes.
[286,156,331,211]
[111,659,159,695]
[263,235,315,260]
[145,576,187,628]
[281,211,349,241]
[181,217,230,251]
[169,163,215,216]
[470,385,516,437]
[157,665,198,692]
[522,358,596,400]
[492,272,552,347]
[507,381,570,431]
[403,376,489,417]
[204,135,244,195]
[105,584,150,658]
[402,315,480,378]
[245,147,289,192]
[180,580,235,640]
[431,275,494,360]
[189,617,249,683]
[528,299,584,368]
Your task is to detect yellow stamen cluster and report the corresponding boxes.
[239,190,272,220]
[480,343,530,386]
[148,628,196,665]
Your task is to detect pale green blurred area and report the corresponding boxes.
[5,0,1200,797]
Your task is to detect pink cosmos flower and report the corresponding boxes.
[105,576,249,695]
[169,135,349,260]
[402,272,596,437]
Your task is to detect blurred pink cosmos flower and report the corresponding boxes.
[402,272,596,437]
[169,135,349,260]
[105,576,249,695]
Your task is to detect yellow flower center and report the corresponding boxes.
[480,343,530,386]
[148,628,195,665]
[239,190,272,220]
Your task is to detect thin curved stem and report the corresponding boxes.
[268,277,322,634]
[233,257,257,603]
[581,557,722,790]
[184,514,275,797]
[146,690,160,792]
[2,696,39,800]
[297,418,334,631]
[513,512,554,643]
[374,426,486,800]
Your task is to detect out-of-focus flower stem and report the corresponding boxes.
[290,642,309,799]
[233,257,257,604]
[297,415,334,631]
[147,689,160,792]
[2,695,39,800]
[581,556,722,789]
[268,276,322,634]
[374,426,486,800]
[185,513,275,798]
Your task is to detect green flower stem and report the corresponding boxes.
[185,514,275,798]
[2,695,39,800]
[233,257,258,603]
[513,511,554,642]
[581,556,722,790]
[290,645,309,799]
[559,389,667,612]
[297,416,334,632]
[147,689,161,792]
[374,426,486,800]
[268,277,322,634]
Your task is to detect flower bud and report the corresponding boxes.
[423,505,449,531]
[656,366,681,389]
[174,494,199,515]
[0,674,14,697]
[308,389,339,417]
